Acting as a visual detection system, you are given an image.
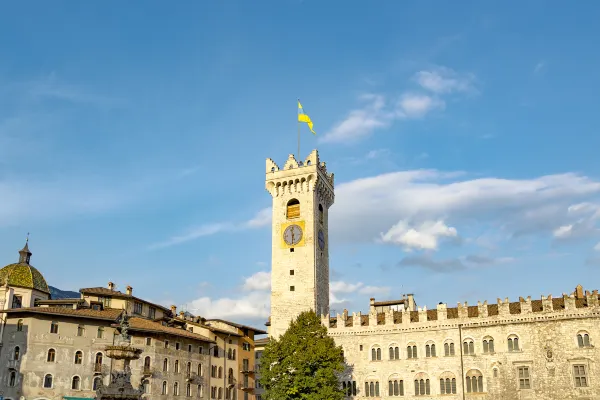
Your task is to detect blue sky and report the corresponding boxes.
[1,1,600,328]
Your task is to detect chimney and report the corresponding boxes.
[406,294,416,311]
[171,305,177,315]
[108,282,115,291]
[179,311,185,318]
[575,285,584,299]
[126,286,132,296]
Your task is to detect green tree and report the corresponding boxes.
[259,311,346,400]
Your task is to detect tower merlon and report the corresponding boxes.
[265,150,334,203]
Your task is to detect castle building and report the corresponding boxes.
[0,242,265,400]
[264,150,600,399]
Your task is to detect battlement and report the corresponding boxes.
[322,285,600,330]
[265,150,334,206]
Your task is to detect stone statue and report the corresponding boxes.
[118,311,130,340]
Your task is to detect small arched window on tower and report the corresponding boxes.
[287,199,300,219]
[318,204,324,224]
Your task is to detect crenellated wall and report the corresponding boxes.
[322,288,600,399]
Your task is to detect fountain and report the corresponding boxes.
[95,311,145,400]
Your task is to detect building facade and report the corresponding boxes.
[264,150,600,399]
[0,242,264,400]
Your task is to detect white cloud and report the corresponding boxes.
[242,271,271,291]
[330,281,363,293]
[414,66,476,94]
[534,61,546,74]
[329,280,391,306]
[187,291,270,320]
[397,93,445,118]
[186,271,272,322]
[330,170,600,246]
[150,207,270,249]
[595,242,600,251]
[358,285,391,296]
[319,66,475,144]
[553,224,573,238]
[381,220,458,251]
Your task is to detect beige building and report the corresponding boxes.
[0,241,264,400]
[264,150,600,399]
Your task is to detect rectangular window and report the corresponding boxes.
[99,296,111,308]
[243,359,250,371]
[77,325,85,336]
[134,302,143,315]
[189,344,192,352]
[50,321,59,334]
[176,342,181,350]
[11,295,22,309]
[573,365,588,387]
[290,269,294,275]
[165,340,169,349]
[290,286,295,291]
[518,367,531,389]
[146,338,152,346]
[148,307,156,319]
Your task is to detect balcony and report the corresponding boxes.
[8,360,19,369]
[94,363,104,373]
[186,373,203,383]
[241,365,254,374]
[142,366,154,376]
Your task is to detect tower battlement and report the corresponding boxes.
[322,285,600,331]
[265,150,334,202]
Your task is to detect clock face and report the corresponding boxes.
[318,229,325,250]
[283,224,303,246]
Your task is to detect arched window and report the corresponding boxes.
[47,348,56,362]
[228,348,233,359]
[144,356,151,368]
[577,332,591,347]
[163,358,168,372]
[9,370,16,387]
[287,199,300,219]
[466,370,484,393]
[318,204,324,224]
[228,368,234,385]
[425,342,436,357]
[414,376,430,396]
[217,387,222,399]
[175,360,180,373]
[198,363,203,376]
[483,337,495,353]
[444,341,455,356]
[13,346,20,361]
[364,380,380,397]
[389,345,399,360]
[187,383,192,397]
[388,378,404,396]
[508,335,520,352]
[198,384,203,397]
[232,349,236,360]
[143,379,150,394]
[371,346,381,361]
[95,352,103,366]
[93,376,103,390]
[407,344,417,359]
[74,350,83,364]
[162,381,168,395]
[218,366,223,378]
[174,382,180,396]
[17,319,23,331]
[97,327,104,338]
[72,376,81,390]
[439,372,457,394]
[187,362,192,375]
[463,339,475,355]
[43,373,53,388]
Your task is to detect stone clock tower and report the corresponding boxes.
[265,149,335,338]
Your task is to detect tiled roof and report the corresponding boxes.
[79,287,169,312]
[5,307,122,320]
[204,318,268,335]
[0,263,50,294]
[36,298,83,304]
[128,317,214,343]
[4,307,214,342]
[254,337,270,346]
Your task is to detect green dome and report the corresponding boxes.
[0,263,50,294]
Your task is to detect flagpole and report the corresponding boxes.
[297,98,301,161]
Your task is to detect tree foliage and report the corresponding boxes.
[259,311,346,400]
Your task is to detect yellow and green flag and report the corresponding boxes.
[298,100,316,134]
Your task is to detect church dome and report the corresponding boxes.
[0,240,50,294]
